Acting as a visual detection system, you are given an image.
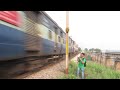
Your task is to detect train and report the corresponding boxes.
[0,11,79,61]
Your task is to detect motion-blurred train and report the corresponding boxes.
[0,11,79,61]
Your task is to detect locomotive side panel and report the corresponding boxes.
[0,11,25,61]
[37,12,56,56]
[22,11,40,52]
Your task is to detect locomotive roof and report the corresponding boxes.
[39,11,64,31]
[39,11,76,44]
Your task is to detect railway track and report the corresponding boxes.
[14,56,65,79]
[0,53,78,79]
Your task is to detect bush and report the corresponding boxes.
[86,55,92,60]
[68,61,77,75]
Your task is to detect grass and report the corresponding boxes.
[60,57,120,79]
[86,61,120,79]
[59,61,77,79]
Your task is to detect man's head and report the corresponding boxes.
[80,53,85,58]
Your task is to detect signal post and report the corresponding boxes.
[66,11,69,76]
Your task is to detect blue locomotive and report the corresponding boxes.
[0,11,79,61]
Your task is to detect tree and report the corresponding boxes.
[84,48,88,52]
[89,48,92,52]
[89,48,94,52]
[94,48,101,53]
[89,48,101,53]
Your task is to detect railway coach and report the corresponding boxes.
[0,11,79,61]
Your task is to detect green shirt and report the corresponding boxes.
[78,58,86,69]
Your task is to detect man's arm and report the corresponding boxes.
[77,57,80,62]
[81,58,86,64]
[78,57,84,63]
[77,57,82,62]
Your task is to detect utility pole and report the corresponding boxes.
[66,11,69,76]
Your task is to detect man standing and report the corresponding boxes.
[77,53,86,79]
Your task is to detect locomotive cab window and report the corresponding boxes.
[49,30,52,39]
[54,26,58,34]
[61,31,63,38]
[58,36,61,42]
[63,39,65,44]
[63,39,64,44]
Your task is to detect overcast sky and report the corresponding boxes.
[45,11,120,51]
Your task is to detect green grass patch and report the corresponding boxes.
[60,61,78,79]
[60,59,120,79]
[85,61,120,79]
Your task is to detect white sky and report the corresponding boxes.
[45,11,120,51]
